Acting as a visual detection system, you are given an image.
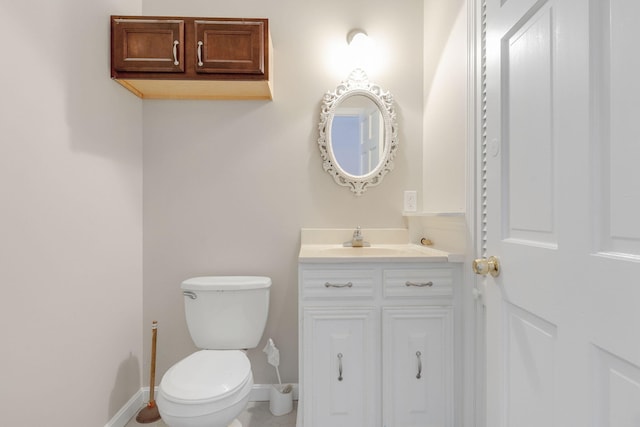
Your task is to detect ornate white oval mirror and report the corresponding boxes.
[318,69,398,195]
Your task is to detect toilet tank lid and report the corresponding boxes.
[181,276,272,291]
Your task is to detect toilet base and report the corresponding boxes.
[157,388,250,427]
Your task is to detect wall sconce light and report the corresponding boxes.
[346,28,375,72]
[347,29,368,46]
[327,28,382,77]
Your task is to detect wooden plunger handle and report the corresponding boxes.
[148,320,158,405]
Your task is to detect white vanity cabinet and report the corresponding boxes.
[298,261,460,427]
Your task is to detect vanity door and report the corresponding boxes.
[382,307,453,427]
[302,307,380,427]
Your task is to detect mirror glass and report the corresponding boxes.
[331,95,384,176]
[318,69,398,195]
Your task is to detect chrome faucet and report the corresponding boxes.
[344,226,370,247]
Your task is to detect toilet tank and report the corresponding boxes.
[181,276,271,350]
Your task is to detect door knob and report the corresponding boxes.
[472,256,500,277]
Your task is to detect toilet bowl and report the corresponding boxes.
[157,350,253,427]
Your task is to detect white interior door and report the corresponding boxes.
[481,0,640,425]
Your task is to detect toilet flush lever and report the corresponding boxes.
[183,291,197,300]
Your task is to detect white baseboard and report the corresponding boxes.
[249,383,300,401]
[105,384,299,427]
[104,389,144,427]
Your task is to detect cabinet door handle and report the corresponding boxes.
[197,41,204,66]
[172,40,179,65]
[416,351,422,379]
[337,353,343,381]
[405,281,433,287]
[325,282,353,288]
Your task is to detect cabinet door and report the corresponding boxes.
[194,20,265,75]
[111,18,184,72]
[382,307,453,427]
[303,308,380,427]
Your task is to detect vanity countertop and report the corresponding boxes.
[299,228,464,263]
[298,243,464,263]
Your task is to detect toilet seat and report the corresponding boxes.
[158,350,253,417]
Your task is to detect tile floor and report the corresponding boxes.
[125,401,297,427]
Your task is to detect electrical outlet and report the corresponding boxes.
[404,190,417,212]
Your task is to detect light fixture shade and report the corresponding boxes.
[346,29,375,71]
[346,29,368,45]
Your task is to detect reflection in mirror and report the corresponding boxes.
[318,69,398,195]
[331,95,384,176]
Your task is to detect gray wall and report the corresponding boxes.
[0,0,467,425]
[142,0,425,385]
[0,0,144,425]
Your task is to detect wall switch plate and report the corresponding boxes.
[404,190,417,212]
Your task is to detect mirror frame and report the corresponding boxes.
[318,69,398,195]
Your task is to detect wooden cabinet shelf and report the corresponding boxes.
[110,16,272,100]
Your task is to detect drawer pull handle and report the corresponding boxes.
[325,282,353,288]
[416,351,422,379]
[337,353,343,381]
[172,40,179,65]
[405,281,433,287]
[197,41,204,66]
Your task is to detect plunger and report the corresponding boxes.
[136,320,161,423]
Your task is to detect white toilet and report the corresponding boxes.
[157,276,271,427]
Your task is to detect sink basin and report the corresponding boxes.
[298,244,450,261]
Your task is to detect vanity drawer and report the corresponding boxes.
[301,268,376,299]
[383,268,453,299]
